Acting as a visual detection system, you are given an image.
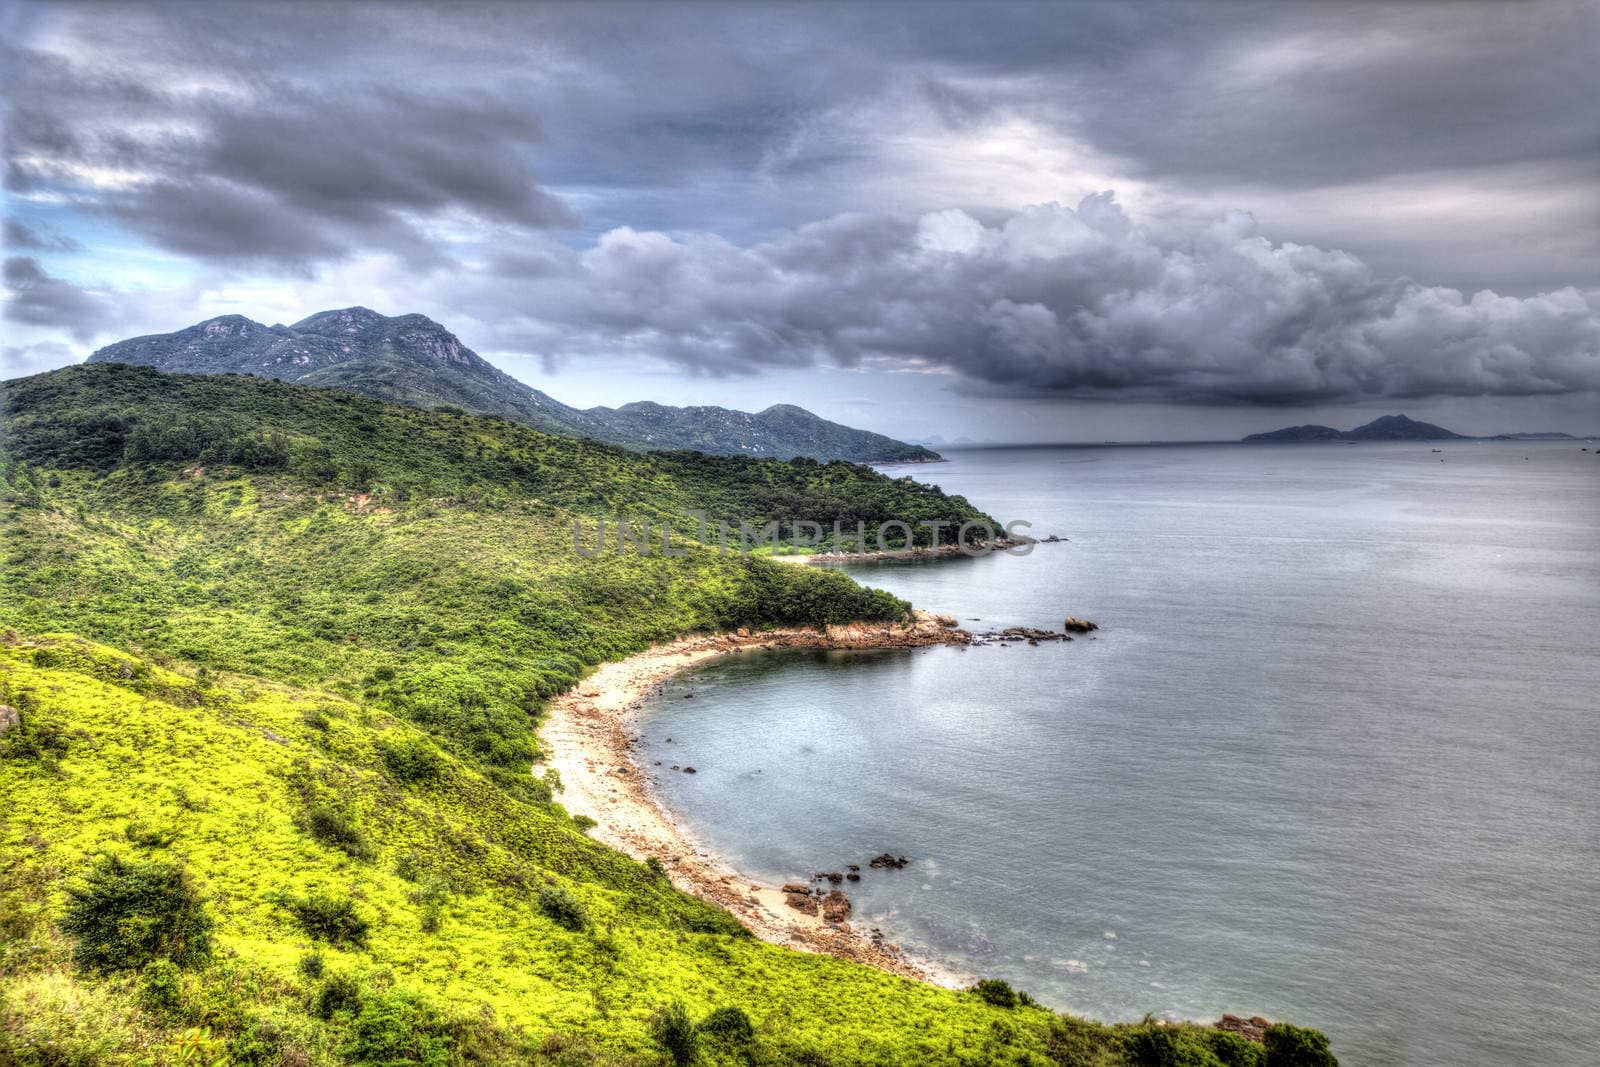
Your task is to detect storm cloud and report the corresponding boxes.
[3,0,1597,417]
[453,194,1600,404]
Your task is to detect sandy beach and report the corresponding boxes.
[537,611,970,983]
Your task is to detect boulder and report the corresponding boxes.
[1215,1015,1272,1043]
[0,705,19,735]
[1062,616,1099,633]
[784,889,819,916]
[868,853,909,870]
[821,889,852,923]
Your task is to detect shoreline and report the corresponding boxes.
[537,611,971,984]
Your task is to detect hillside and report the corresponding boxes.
[87,309,939,462]
[0,364,1337,1065]
[1243,413,1573,443]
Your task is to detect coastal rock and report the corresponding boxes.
[0,705,19,735]
[1062,616,1098,633]
[933,614,959,628]
[784,890,819,916]
[781,882,811,894]
[869,853,909,870]
[822,889,852,923]
[1216,1015,1273,1043]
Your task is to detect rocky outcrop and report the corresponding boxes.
[822,890,852,923]
[1216,1015,1273,1042]
[0,705,19,735]
[783,886,820,915]
[1062,616,1098,633]
[869,853,909,870]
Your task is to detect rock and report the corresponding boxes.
[868,853,909,870]
[846,864,860,872]
[933,614,959,628]
[1062,616,1098,633]
[1216,1015,1272,1043]
[682,766,697,774]
[780,882,811,894]
[822,889,852,923]
[846,872,860,882]
[0,705,19,735]
[784,889,819,916]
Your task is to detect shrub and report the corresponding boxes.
[60,855,213,972]
[139,958,185,1018]
[287,892,369,947]
[0,710,69,763]
[699,1006,754,1045]
[1123,1026,1178,1067]
[377,735,443,783]
[644,856,667,880]
[301,804,371,859]
[973,978,1018,1009]
[313,973,363,1020]
[649,1002,698,1066]
[298,951,325,979]
[339,992,451,1066]
[536,886,588,932]
[1264,1024,1337,1067]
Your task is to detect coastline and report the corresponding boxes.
[537,611,970,984]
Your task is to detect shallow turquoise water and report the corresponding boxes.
[637,442,1600,1066]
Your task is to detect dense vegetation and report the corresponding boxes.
[0,364,1336,1065]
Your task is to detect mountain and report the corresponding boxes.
[86,308,939,462]
[588,400,938,463]
[1243,413,1571,443]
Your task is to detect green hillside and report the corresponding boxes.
[0,365,1332,1066]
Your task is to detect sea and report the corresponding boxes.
[635,441,1600,1066]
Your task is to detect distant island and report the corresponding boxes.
[1243,413,1576,443]
[87,307,940,463]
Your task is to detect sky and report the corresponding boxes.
[3,0,1598,442]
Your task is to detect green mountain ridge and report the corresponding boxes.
[86,308,940,463]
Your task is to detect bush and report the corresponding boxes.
[649,1002,698,1066]
[1123,1026,1178,1067]
[536,885,588,932]
[0,710,69,763]
[139,958,185,1018]
[1264,1024,1337,1067]
[298,951,325,979]
[339,992,451,1066]
[699,1006,754,1044]
[301,804,371,859]
[60,855,213,972]
[973,978,1019,1009]
[313,973,363,1020]
[286,892,369,947]
[377,735,443,783]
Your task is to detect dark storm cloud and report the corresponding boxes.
[4,256,117,340]
[467,196,1599,404]
[5,6,572,268]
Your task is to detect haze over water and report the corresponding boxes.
[637,442,1600,1066]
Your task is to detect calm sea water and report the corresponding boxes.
[637,442,1600,1066]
